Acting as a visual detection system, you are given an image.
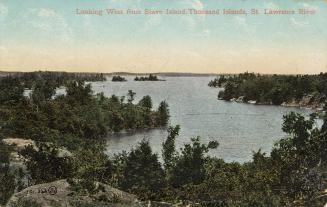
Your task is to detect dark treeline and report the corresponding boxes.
[1,71,106,89]
[135,74,164,81]
[209,72,327,107]
[0,72,327,206]
[111,75,127,82]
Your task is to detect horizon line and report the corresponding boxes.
[0,70,326,76]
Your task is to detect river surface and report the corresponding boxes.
[90,76,314,163]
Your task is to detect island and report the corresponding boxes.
[111,75,127,82]
[134,74,165,81]
[209,72,327,109]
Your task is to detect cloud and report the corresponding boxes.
[184,0,204,10]
[299,3,318,11]
[234,16,247,27]
[0,3,8,16]
[179,0,205,29]
[265,2,279,9]
[26,8,73,45]
[143,15,161,32]
[37,8,56,17]
[290,17,309,28]
[203,29,210,36]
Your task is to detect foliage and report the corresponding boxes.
[0,141,16,205]
[170,137,219,188]
[1,72,327,206]
[19,142,75,184]
[162,125,180,170]
[0,76,25,105]
[138,95,153,110]
[120,140,166,200]
[157,101,170,126]
[134,74,163,81]
[111,75,127,82]
[212,72,327,106]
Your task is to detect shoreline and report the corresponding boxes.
[219,97,325,112]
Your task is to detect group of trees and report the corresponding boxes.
[10,71,106,89]
[0,74,169,143]
[210,72,327,105]
[134,74,163,81]
[0,140,15,204]
[0,73,170,205]
[11,112,327,206]
[111,75,127,82]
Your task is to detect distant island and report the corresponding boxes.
[134,74,165,81]
[111,75,127,82]
[209,72,327,110]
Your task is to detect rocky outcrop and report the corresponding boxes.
[6,179,141,207]
[281,94,326,110]
[2,138,35,151]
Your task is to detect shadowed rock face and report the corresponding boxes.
[5,179,141,207]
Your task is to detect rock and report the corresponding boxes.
[6,179,141,207]
[236,96,245,103]
[139,201,173,207]
[2,138,35,151]
[248,100,256,104]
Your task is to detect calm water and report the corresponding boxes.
[90,76,314,163]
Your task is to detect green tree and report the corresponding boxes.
[20,142,75,184]
[66,80,92,105]
[31,79,56,102]
[162,125,180,170]
[138,95,153,110]
[127,90,136,104]
[157,101,169,126]
[170,137,218,187]
[0,141,15,205]
[0,76,24,105]
[271,112,326,204]
[121,140,165,200]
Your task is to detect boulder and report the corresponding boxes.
[6,179,141,207]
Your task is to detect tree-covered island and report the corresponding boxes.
[111,75,127,82]
[209,72,327,109]
[134,74,165,81]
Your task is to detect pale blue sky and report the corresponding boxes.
[0,0,326,73]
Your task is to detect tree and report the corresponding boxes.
[0,76,24,105]
[170,137,218,187]
[66,80,93,105]
[20,142,75,184]
[127,90,136,104]
[157,101,169,126]
[0,141,15,205]
[121,140,165,200]
[162,125,180,170]
[138,95,153,110]
[31,79,56,102]
[271,112,327,204]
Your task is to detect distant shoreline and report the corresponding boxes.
[1,71,326,77]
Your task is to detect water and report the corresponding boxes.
[90,76,314,163]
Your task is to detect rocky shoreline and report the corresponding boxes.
[220,94,326,111]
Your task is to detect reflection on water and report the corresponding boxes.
[90,76,314,163]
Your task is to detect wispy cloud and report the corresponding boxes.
[290,17,309,28]
[26,8,74,45]
[179,0,205,29]
[0,3,8,17]
[299,2,318,11]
